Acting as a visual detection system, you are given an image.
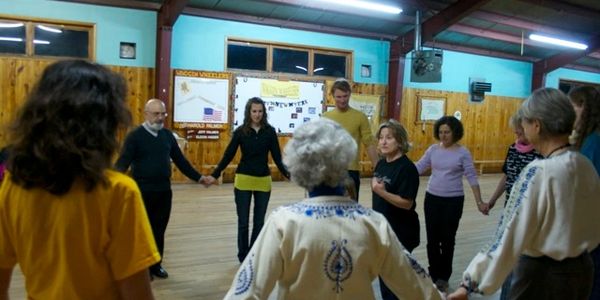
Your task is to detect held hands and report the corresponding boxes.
[487,198,497,211]
[198,175,218,188]
[477,201,490,215]
[447,286,468,300]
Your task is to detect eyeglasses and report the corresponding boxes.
[146,111,168,117]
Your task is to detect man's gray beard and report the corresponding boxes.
[148,122,164,131]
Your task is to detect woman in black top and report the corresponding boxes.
[205,97,289,262]
[371,119,420,300]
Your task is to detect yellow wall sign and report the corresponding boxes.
[260,80,300,99]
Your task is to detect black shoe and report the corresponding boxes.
[151,266,169,279]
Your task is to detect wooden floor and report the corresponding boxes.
[8,174,506,299]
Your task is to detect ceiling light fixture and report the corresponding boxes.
[295,66,308,72]
[529,34,588,50]
[34,39,50,45]
[0,22,24,28]
[313,0,402,14]
[37,25,62,33]
[313,67,324,72]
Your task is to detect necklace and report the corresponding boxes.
[545,143,570,158]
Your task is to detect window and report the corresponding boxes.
[0,21,26,54]
[272,48,308,74]
[0,17,94,59]
[226,38,351,79]
[227,43,267,71]
[314,53,347,77]
[558,79,600,94]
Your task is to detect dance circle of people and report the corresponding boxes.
[0,61,599,300]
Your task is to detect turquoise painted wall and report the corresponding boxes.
[4,1,600,95]
[171,15,390,84]
[403,49,533,98]
[0,0,156,67]
[545,68,600,88]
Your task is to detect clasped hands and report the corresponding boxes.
[198,175,218,188]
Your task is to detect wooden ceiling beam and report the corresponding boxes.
[57,0,160,10]
[158,0,189,27]
[260,0,415,24]
[393,0,493,55]
[532,33,600,89]
[564,64,600,74]
[182,7,397,40]
[518,0,600,20]
[448,24,542,48]
[470,10,587,40]
[588,52,600,59]
[387,0,492,121]
[423,41,539,62]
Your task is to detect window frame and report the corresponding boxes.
[226,40,269,73]
[226,37,352,80]
[271,45,310,75]
[0,15,95,60]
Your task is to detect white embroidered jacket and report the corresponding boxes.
[461,151,600,295]
[224,195,443,300]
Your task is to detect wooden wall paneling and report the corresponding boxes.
[400,88,524,173]
[2,59,520,184]
[0,57,53,146]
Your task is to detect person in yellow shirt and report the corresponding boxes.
[323,79,378,201]
[0,60,160,299]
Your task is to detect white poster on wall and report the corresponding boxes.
[173,74,229,124]
[234,77,324,134]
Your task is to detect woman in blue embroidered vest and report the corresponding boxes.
[224,118,443,300]
[448,88,600,300]
[568,86,600,300]
[204,97,289,263]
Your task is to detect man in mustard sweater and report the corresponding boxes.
[323,79,378,201]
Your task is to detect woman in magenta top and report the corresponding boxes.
[415,116,489,293]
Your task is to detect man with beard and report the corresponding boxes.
[116,98,205,280]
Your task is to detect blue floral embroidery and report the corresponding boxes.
[404,250,430,279]
[462,273,481,294]
[284,202,371,219]
[234,254,254,295]
[323,239,353,293]
[484,166,538,254]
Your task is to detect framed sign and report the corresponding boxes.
[416,95,445,123]
[172,70,231,128]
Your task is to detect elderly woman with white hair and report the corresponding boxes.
[448,88,600,300]
[224,118,443,300]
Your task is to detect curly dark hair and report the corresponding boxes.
[240,97,271,135]
[568,86,600,149]
[7,60,131,195]
[433,116,464,143]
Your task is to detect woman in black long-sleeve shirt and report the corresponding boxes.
[206,97,289,262]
